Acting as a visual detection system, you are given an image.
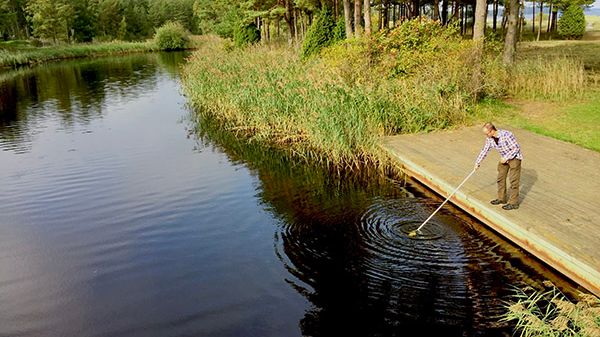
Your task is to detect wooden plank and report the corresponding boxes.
[382,126,600,297]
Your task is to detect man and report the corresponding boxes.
[474,122,523,210]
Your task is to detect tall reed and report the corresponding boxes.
[508,57,586,101]
[502,284,600,337]
[181,22,483,171]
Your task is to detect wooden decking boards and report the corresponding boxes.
[382,126,600,297]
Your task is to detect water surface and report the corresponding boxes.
[0,52,574,337]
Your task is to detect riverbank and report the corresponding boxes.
[181,22,590,173]
[0,36,202,69]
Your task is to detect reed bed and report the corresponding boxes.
[502,284,600,337]
[181,25,485,171]
[508,57,587,101]
[181,21,589,171]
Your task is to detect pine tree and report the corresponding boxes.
[557,4,585,39]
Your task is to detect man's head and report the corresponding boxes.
[482,122,497,138]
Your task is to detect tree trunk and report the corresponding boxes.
[383,0,389,29]
[364,0,371,35]
[335,0,339,17]
[518,0,524,40]
[493,0,498,31]
[434,0,440,20]
[537,1,543,40]
[442,0,449,24]
[502,0,518,64]
[285,0,296,43]
[295,9,300,40]
[473,0,487,40]
[472,0,487,98]
[501,4,508,30]
[354,0,362,37]
[266,18,270,41]
[546,2,552,33]
[451,1,458,22]
[459,5,464,34]
[532,0,536,33]
[413,0,420,18]
[343,0,353,37]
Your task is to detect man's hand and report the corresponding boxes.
[474,163,480,170]
[500,158,508,164]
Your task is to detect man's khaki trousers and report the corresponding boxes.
[497,159,521,205]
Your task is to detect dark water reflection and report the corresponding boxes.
[0,53,575,337]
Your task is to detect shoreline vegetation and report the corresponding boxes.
[0,22,199,69]
[0,40,158,68]
[181,19,599,335]
[181,22,593,174]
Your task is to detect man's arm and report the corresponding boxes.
[474,139,491,169]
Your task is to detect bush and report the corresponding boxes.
[332,17,346,42]
[154,21,190,51]
[300,7,337,60]
[558,4,586,40]
[233,22,260,47]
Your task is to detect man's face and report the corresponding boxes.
[482,127,494,138]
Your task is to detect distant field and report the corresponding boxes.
[587,15,600,31]
[518,39,600,73]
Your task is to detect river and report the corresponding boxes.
[0,52,575,337]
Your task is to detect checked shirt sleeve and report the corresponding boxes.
[475,139,491,166]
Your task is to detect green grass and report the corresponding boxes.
[0,40,158,68]
[471,40,600,152]
[0,36,203,69]
[517,93,600,151]
[474,90,600,151]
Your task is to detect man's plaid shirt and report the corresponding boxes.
[475,129,523,166]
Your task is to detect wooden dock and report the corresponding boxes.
[382,126,600,297]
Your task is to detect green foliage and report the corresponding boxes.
[154,21,190,50]
[71,0,97,42]
[117,17,128,41]
[149,0,196,33]
[193,0,242,38]
[300,8,336,60]
[370,19,463,77]
[332,17,346,42]
[26,0,74,42]
[182,29,484,169]
[233,23,260,47]
[558,4,586,39]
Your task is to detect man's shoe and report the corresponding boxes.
[502,204,519,210]
[490,199,506,205]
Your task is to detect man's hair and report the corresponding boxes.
[483,122,497,131]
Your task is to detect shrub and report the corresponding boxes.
[300,7,337,60]
[558,4,586,40]
[154,21,190,51]
[233,22,260,47]
[332,17,346,42]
